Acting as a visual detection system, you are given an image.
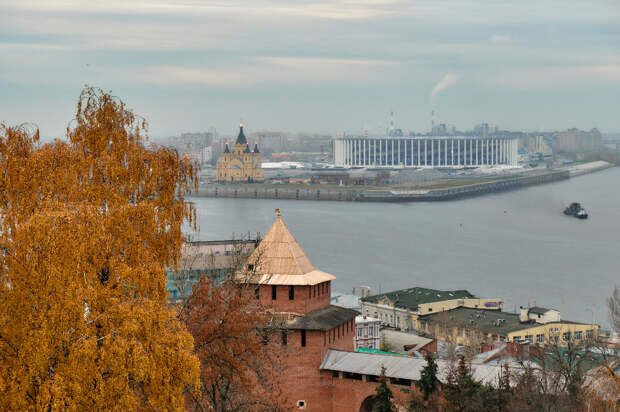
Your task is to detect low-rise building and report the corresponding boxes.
[166,239,258,302]
[355,315,381,350]
[360,287,501,331]
[416,306,598,347]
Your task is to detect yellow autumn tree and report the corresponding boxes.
[0,87,199,411]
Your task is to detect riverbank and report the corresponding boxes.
[195,162,615,203]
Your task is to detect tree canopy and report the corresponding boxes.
[0,87,199,411]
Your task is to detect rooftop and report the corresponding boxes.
[320,349,516,386]
[286,305,358,331]
[361,287,476,311]
[235,124,247,145]
[235,212,336,285]
[419,306,588,336]
[381,330,433,354]
[529,306,554,315]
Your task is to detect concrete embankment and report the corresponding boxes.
[563,160,614,177]
[195,170,573,202]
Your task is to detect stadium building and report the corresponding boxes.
[333,136,519,168]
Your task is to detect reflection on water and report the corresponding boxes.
[187,167,620,328]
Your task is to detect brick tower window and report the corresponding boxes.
[289,286,295,300]
[301,330,306,347]
[272,285,277,300]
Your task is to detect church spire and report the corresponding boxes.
[235,123,247,145]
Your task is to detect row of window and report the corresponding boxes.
[419,320,595,345]
[356,325,378,338]
[333,371,411,387]
[270,283,329,301]
[513,330,592,344]
[366,309,401,327]
[279,319,355,348]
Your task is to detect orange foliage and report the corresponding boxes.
[0,87,199,411]
[181,278,286,412]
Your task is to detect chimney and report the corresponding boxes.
[519,306,529,323]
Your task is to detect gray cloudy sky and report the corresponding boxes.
[1,0,619,138]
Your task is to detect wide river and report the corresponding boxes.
[187,167,620,328]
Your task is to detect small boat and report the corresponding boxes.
[564,203,588,219]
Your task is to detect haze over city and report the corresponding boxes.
[1,0,619,138]
[1,1,620,411]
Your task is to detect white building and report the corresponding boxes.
[333,136,518,168]
[355,315,381,350]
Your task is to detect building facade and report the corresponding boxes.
[333,136,518,168]
[166,239,258,302]
[417,306,598,347]
[217,124,263,183]
[354,315,381,350]
[360,287,502,331]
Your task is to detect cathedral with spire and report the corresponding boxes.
[216,124,263,183]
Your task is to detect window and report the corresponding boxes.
[282,330,287,346]
[574,331,583,340]
[562,332,571,342]
[357,328,362,338]
[254,286,260,300]
[289,286,295,300]
[324,332,326,346]
[513,336,521,342]
[586,329,594,339]
[428,308,432,312]
[308,287,311,299]
[536,334,544,344]
[272,285,277,300]
[525,335,533,343]
[301,330,306,347]
[458,328,464,337]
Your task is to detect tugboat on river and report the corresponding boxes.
[564,203,588,219]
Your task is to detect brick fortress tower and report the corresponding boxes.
[235,209,357,411]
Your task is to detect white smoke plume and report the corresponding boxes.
[431,73,460,104]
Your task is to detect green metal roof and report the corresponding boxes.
[361,287,476,311]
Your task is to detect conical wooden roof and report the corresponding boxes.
[238,213,336,285]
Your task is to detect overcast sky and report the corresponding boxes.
[1,0,619,138]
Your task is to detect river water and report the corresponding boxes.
[187,167,620,328]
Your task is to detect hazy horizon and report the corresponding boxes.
[1,0,619,139]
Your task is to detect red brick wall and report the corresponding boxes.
[328,372,414,412]
[277,318,356,411]
[259,281,331,314]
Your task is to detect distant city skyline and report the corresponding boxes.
[1,0,619,139]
